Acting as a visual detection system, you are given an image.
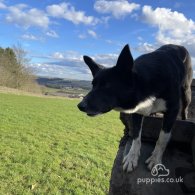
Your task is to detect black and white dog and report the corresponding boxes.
[78,44,193,172]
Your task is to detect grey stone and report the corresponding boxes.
[109,79,195,195]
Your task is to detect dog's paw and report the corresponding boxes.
[145,154,161,170]
[123,151,140,172]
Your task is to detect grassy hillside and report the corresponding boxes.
[0,93,123,194]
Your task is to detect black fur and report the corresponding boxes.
[78,44,193,136]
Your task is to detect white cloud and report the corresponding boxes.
[29,51,90,79]
[78,30,98,39]
[6,5,50,29]
[0,1,6,9]
[135,42,157,53]
[141,5,195,57]
[21,34,42,41]
[106,39,113,44]
[30,50,120,80]
[87,30,98,38]
[51,52,65,60]
[29,63,89,79]
[142,6,195,39]
[50,50,118,68]
[105,39,123,47]
[47,2,99,25]
[93,53,118,67]
[137,36,143,41]
[94,0,140,19]
[49,51,83,63]
[46,30,59,38]
[78,34,86,39]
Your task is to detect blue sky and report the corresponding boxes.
[0,0,195,80]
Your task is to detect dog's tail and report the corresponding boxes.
[181,46,193,86]
[179,46,193,120]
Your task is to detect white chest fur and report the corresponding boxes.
[115,97,167,116]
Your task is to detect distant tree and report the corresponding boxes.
[0,44,40,92]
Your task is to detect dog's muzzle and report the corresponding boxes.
[77,101,87,112]
[77,101,102,117]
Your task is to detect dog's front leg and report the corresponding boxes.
[145,108,179,170]
[123,114,144,172]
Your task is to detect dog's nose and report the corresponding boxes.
[77,102,87,112]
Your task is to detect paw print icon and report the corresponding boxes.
[151,164,170,177]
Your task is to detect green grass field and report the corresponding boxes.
[0,93,123,195]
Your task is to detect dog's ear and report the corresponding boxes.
[116,44,134,71]
[83,56,104,77]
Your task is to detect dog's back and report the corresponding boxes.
[134,44,193,119]
[134,45,192,94]
[157,44,192,86]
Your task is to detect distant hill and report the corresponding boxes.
[37,77,92,90]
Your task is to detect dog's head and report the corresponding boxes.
[77,44,135,116]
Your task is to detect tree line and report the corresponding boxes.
[0,45,40,92]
